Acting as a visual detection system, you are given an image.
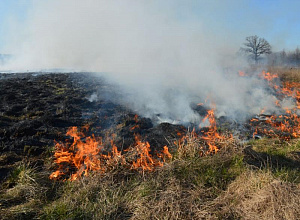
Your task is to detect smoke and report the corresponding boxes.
[2,0,280,124]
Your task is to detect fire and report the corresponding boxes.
[200,108,224,153]
[238,71,246,77]
[50,127,105,181]
[50,69,300,180]
[161,146,172,162]
[50,107,230,181]
[50,126,173,180]
[128,135,163,171]
[131,114,140,130]
[175,107,231,156]
[250,70,300,140]
[259,71,278,82]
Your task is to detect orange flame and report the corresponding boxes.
[259,71,278,82]
[130,135,158,171]
[157,146,172,162]
[50,125,173,180]
[176,106,230,156]
[50,127,105,181]
[250,71,300,140]
[200,108,227,153]
[238,71,246,77]
[52,69,300,180]
[131,114,140,130]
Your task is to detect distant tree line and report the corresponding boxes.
[267,47,300,67]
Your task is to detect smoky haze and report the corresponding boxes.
[2,0,279,124]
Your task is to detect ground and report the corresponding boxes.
[0,70,300,219]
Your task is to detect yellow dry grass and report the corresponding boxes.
[212,170,300,220]
[268,66,300,82]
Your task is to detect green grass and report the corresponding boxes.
[249,138,300,156]
[248,138,300,183]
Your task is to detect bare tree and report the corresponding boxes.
[241,35,272,63]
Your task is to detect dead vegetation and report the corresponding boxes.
[268,66,300,82]
[212,170,300,220]
[1,133,300,220]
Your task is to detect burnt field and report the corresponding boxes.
[0,72,300,219]
[0,72,190,181]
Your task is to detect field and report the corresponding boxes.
[0,68,300,219]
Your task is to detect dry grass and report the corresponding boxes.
[0,163,51,219]
[267,66,300,82]
[212,170,300,220]
[1,134,300,219]
[41,137,245,219]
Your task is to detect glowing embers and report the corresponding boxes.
[50,127,172,181]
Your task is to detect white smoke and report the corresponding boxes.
[2,0,279,123]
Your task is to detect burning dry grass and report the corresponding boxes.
[48,69,300,182]
[246,70,300,140]
[3,69,300,219]
[49,127,173,181]
[175,128,235,160]
[49,106,226,181]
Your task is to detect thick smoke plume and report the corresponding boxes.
[2,0,279,124]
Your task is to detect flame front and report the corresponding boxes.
[50,127,105,181]
[50,108,227,181]
[50,127,173,180]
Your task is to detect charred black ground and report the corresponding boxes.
[0,72,288,182]
[0,72,189,181]
[1,72,299,179]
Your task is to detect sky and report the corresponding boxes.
[0,0,298,123]
[0,0,299,54]
[0,0,31,52]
